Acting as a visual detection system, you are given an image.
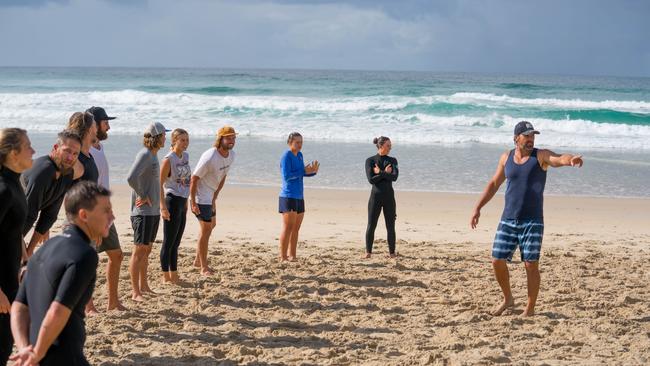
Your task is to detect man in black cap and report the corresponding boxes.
[470,121,583,317]
[86,106,126,312]
[9,181,113,366]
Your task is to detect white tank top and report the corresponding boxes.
[163,151,191,198]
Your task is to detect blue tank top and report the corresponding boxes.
[502,148,547,220]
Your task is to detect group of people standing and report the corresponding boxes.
[0,111,583,364]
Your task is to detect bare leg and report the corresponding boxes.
[279,212,295,261]
[197,220,215,275]
[141,244,154,293]
[105,248,126,311]
[492,259,515,316]
[130,245,146,301]
[288,213,304,261]
[523,261,540,316]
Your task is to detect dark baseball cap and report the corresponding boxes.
[514,121,540,136]
[86,106,116,121]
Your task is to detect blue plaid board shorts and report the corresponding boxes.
[492,219,544,262]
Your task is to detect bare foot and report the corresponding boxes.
[388,253,398,259]
[107,302,127,311]
[491,297,515,316]
[170,272,179,284]
[131,294,145,302]
[193,258,201,268]
[85,307,100,317]
[288,256,297,262]
[362,252,371,259]
[522,308,535,317]
[201,267,214,276]
[278,256,288,262]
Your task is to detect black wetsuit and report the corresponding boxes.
[15,225,98,366]
[75,152,98,184]
[364,154,399,254]
[0,167,28,365]
[21,156,74,236]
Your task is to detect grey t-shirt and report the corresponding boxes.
[127,148,160,216]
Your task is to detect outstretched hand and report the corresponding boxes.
[571,155,583,167]
[306,160,320,174]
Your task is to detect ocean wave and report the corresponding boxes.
[447,92,650,113]
[1,90,650,149]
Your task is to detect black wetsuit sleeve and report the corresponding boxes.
[54,252,98,310]
[365,157,385,185]
[22,171,48,236]
[34,195,64,234]
[0,188,10,225]
[386,158,398,182]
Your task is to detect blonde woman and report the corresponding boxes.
[278,132,319,261]
[159,129,191,284]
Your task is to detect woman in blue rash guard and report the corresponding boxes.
[278,132,319,262]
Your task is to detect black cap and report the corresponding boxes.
[86,106,116,121]
[514,121,539,136]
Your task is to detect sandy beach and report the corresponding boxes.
[37,184,650,365]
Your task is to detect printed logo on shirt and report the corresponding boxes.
[175,162,192,187]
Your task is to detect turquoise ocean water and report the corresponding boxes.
[1,68,649,197]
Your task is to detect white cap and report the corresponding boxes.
[145,122,170,137]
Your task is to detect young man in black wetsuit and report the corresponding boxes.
[22,130,84,257]
[364,136,399,258]
[10,181,114,366]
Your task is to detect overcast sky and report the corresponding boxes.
[1,0,648,77]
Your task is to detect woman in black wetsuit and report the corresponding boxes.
[364,136,398,258]
[0,128,35,366]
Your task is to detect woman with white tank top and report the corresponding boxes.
[159,129,191,284]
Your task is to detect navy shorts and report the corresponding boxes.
[279,197,305,214]
[195,204,215,222]
[131,215,160,245]
[492,219,544,262]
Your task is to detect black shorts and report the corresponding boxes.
[195,204,215,223]
[97,223,120,252]
[279,197,305,214]
[131,215,160,245]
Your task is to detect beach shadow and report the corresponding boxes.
[209,293,381,313]
[538,311,570,320]
[112,353,227,366]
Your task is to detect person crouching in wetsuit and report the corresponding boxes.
[364,136,399,259]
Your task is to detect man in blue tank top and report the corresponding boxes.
[470,121,583,317]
